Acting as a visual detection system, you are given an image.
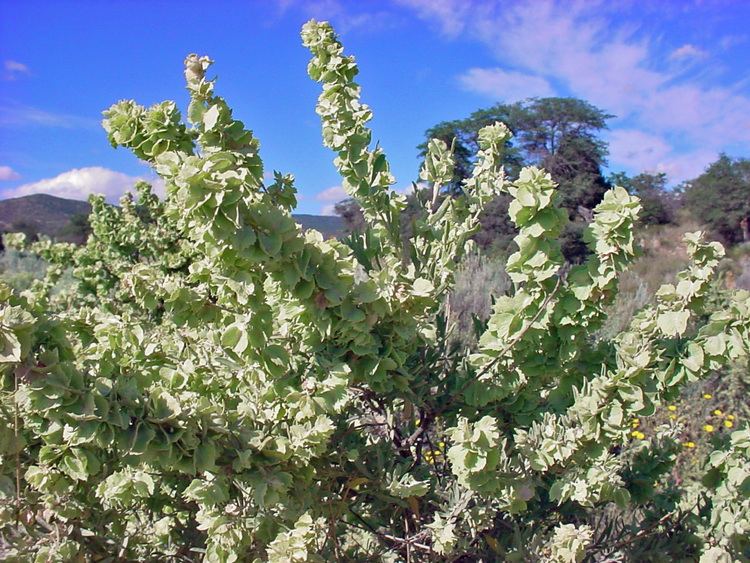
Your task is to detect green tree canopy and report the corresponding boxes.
[57,213,92,245]
[419,98,613,260]
[685,154,750,245]
[609,171,675,226]
[419,97,611,194]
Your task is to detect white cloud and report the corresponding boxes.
[607,130,711,183]
[395,0,470,37]
[314,185,347,215]
[0,166,21,181]
[719,34,747,50]
[669,44,707,61]
[315,185,347,201]
[608,130,672,171]
[276,0,399,33]
[5,167,164,203]
[3,60,30,80]
[0,102,98,129]
[320,203,338,216]
[459,67,554,101]
[652,149,718,184]
[399,0,750,182]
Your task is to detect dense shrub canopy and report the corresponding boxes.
[1,20,749,562]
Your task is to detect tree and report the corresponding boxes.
[8,220,40,242]
[1,20,748,562]
[610,171,675,225]
[420,98,613,261]
[417,104,526,193]
[56,212,92,244]
[333,197,365,233]
[685,154,750,245]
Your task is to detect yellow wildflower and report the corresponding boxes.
[703,393,712,399]
[727,414,735,421]
[631,431,645,440]
[668,405,677,412]
[438,441,445,448]
[713,409,723,416]
[724,420,734,429]
[669,414,677,420]
[683,441,696,448]
[703,424,715,433]
[631,419,640,428]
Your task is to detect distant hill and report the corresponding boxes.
[0,194,91,239]
[292,214,345,238]
[0,194,344,241]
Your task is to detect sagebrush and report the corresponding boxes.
[1,20,748,562]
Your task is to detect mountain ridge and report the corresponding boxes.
[0,194,345,241]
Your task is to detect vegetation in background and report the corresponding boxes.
[419,97,613,263]
[55,213,92,245]
[609,171,677,226]
[0,194,91,244]
[446,251,511,349]
[1,20,749,563]
[0,248,47,292]
[685,154,750,245]
[337,97,616,263]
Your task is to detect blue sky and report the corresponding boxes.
[1,0,749,215]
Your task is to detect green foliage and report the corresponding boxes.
[685,154,750,245]
[419,97,614,262]
[55,213,91,245]
[0,20,749,562]
[0,243,47,292]
[610,171,676,225]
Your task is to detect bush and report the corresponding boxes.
[1,20,749,562]
[446,251,511,349]
[0,246,47,292]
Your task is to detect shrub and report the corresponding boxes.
[0,20,749,562]
[446,251,511,350]
[0,245,47,292]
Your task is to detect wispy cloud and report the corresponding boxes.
[0,102,99,129]
[4,167,164,203]
[315,185,347,201]
[315,184,347,215]
[459,67,554,102]
[606,129,715,181]
[275,0,399,33]
[669,44,707,61]
[607,130,672,172]
[397,0,750,182]
[319,203,338,216]
[395,0,470,37]
[0,166,21,181]
[719,34,747,50]
[3,60,30,81]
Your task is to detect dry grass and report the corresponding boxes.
[446,252,511,349]
[598,221,698,339]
